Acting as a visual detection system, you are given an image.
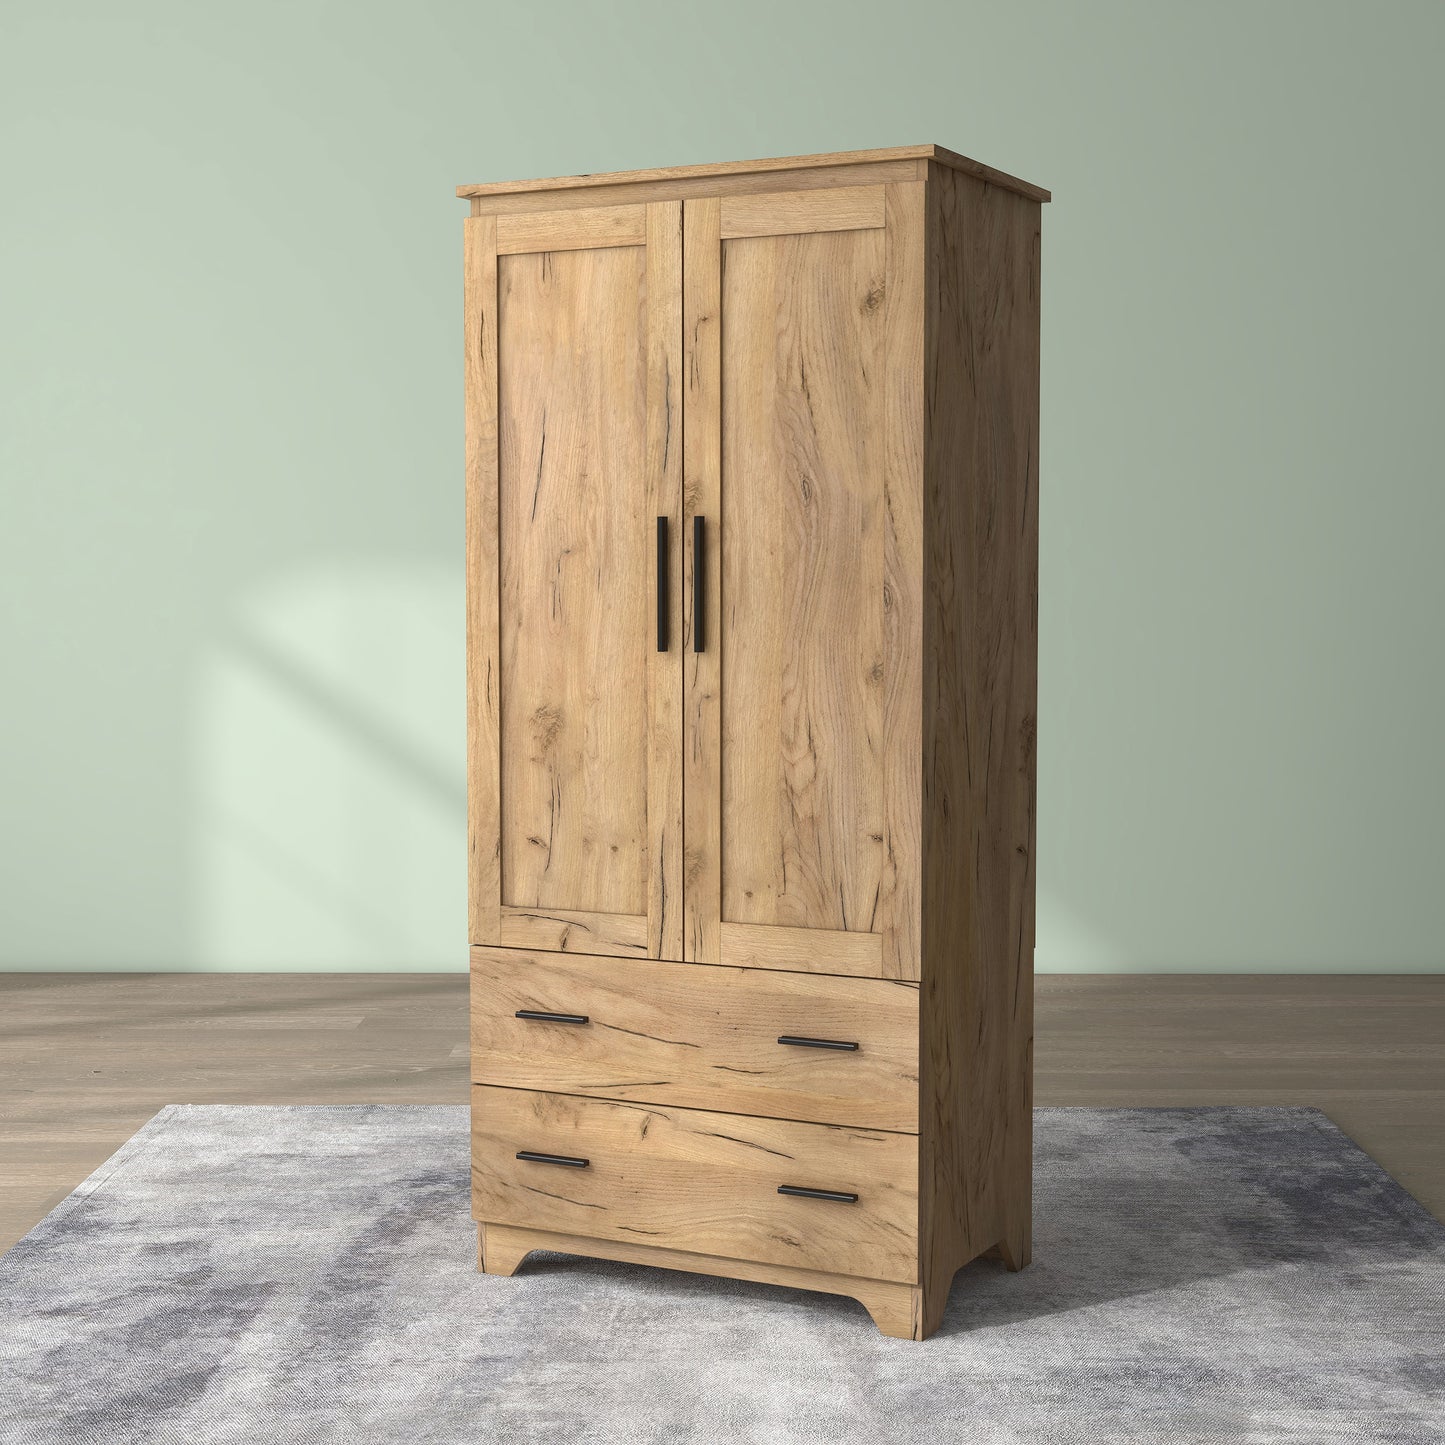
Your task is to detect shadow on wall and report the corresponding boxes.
[191,561,466,971]
[188,563,1106,973]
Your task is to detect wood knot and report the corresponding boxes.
[683,848,704,888]
[529,704,562,756]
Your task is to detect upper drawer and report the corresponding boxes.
[470,947,918,1133]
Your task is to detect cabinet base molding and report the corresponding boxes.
[477,1221,1007,1340]
[477,1222,923,1338]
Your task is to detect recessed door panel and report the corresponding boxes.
[498,245,648,918]
[720,228,887,940]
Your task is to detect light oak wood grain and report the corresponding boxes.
[467,160,922,219]
[478,1221,926,1338]
[467,152,1045,1337]
[497,243,650,923]
[644,202,685,962]
[717,922,884,977]
[496,203,646,254]
[719,185,884,239]
[471,1085,919,1282]
[879,181,926,983]
[457,144,1050,204]
[469,209,682,960]
[463,216,501,946]
[670,179,928,986]
[470,947,919,1130]
[916,163,1042,1336]
[716,225,887,956]
[681,197,722,966]
[496,908,648,956]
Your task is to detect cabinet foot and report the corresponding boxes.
[857,1281,935,1339]
[994,1226,1032,1272]
[478,1223,532,1277]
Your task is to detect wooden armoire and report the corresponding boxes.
[460,145,1045,1340]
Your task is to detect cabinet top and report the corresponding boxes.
[456,144,1050,205]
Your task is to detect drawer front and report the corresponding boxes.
[471,1085,919,1283]
[470,947,918,1132]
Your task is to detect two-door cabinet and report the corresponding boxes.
[460,145,1047,1340]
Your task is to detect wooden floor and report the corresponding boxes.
[1,973,1441,1255]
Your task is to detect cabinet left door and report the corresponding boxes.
[465,203,683,959]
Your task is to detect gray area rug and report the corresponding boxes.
[1,1106,1442,1444]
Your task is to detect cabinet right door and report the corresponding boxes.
[683,182,924,981]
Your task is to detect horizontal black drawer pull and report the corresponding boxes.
[515,1010,589,1025]
[777,1035,859,1051]
[778,1184,858,1204]
[516,1151,590,1169]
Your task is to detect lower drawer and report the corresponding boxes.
[471,1085,919,1284]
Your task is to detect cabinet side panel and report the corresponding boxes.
[881,181,925,982]
[920,163,1040,1310]
[465,217,501,944]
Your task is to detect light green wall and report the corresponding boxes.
[3,2,1442,972]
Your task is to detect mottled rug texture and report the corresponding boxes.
[1,1107,1442,1444]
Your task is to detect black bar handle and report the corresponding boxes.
[656,516,669,652]
[515,1009,589,1025]
[778,1184,858,1204]
[777,1035,860,1052]
[516,1151,590,1168]
[692,514,705,653]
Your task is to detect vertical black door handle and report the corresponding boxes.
[692,515,706,653]
[656,516,669,652]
